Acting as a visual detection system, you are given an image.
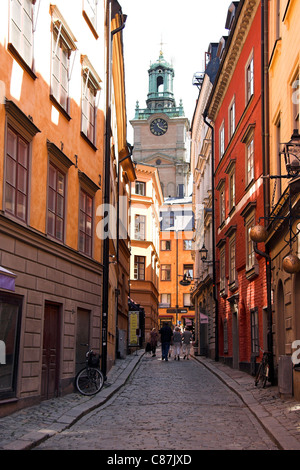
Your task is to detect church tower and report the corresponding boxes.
[130,50,190,199]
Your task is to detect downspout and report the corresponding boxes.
[204,111,219,362]
[261,0,270,219]
[259,0,274,384]
[115,147,133,356]
[254,242,274,384]
[102,0,127,379]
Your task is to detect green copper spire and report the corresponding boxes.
[134,50,185,120]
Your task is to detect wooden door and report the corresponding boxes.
[41,303,60,399]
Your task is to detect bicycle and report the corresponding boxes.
[254,346,272,388]
[75,344,104,396]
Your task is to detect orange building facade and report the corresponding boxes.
[159,197,195,331]
[0,0,133,415]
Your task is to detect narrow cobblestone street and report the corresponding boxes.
[34,352,278,451]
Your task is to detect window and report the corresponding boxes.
[160,293,171,307]
[219,121,225,159]
[0,294,22,399]
[161,240,171,251]
[229,98,235,139]
[246,218,255,271]
[79,189,93,256]
[134,256,145,280]
[183,293,191,307]
[83,0,98,36]
[251,307,259,355]
[134,214,146,240]
[4,100,40,223]
[183,240,192,250]
[291,71,299,131]
[220,247,226,294]
[183,264,193,279]
[161,264,171,281]
[50,7,77,116]
[229,236,236,286]
[246,137,254,185]
[135,181,146,196]
[246,55,254,103]
[229,171,235,212]
[225,159,236,213]
[9,0,35,71]
[217,179,226,226]
[47,163,65,241]
[5,126,29,222]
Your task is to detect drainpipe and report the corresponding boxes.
[204,112,219,362]
[254,242,274,384]
[102,0,127,379]
[261,0,270,219]
[115,147,133,356]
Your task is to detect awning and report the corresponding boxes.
[0,267,17,292]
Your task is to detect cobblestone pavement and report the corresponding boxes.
[34,354,277,450]
[1,349,300,451]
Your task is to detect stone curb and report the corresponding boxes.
[1,351,144,451]
[194,356,300,451]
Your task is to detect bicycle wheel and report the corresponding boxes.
[262,363,269,388]
[76,367,104,395]
[255,362,263,386]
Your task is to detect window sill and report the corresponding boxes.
[7,43,37,80]
[246,264,259,281]
[50,94,71,121]
[229,280,238,292]
[82,10,99,40]
[80,131,98,151]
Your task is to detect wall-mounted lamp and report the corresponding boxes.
[250,130,300,274]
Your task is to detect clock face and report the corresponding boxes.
[150,118,168,136]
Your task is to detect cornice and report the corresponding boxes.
[207,0,259,121]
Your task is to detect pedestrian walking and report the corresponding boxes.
[182,327,193,360]
[159,322,173,361]
[173,326,182,360]
[150,328,158,357]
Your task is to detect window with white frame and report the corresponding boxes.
[134,214,146,240]
[225,159,236,213]
[135,181,146,196]
[160,293,171,307]
[81,58,101,146]
[83,0,98,34]
[50,8,77,115]
[9,0,35,69]
[291,71,299,131]
[220,246,226,294]
[183,293,191,307]
[217,179,226,226]
[246,216,255,271]
[246,55,254,103]
[246,136,254,185]
[228,235,236,287]
[219,121,225,159]
[229,97,235,139]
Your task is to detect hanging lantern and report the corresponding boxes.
[250,225,268,243]
[282,253,300,274]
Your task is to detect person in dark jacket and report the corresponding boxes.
[159,322,173,361]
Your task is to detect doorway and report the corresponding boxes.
[41,303,60,399]
[232,305,239,369]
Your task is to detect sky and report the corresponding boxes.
[121,0,231,143]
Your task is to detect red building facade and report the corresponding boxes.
[206,0,267,373]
